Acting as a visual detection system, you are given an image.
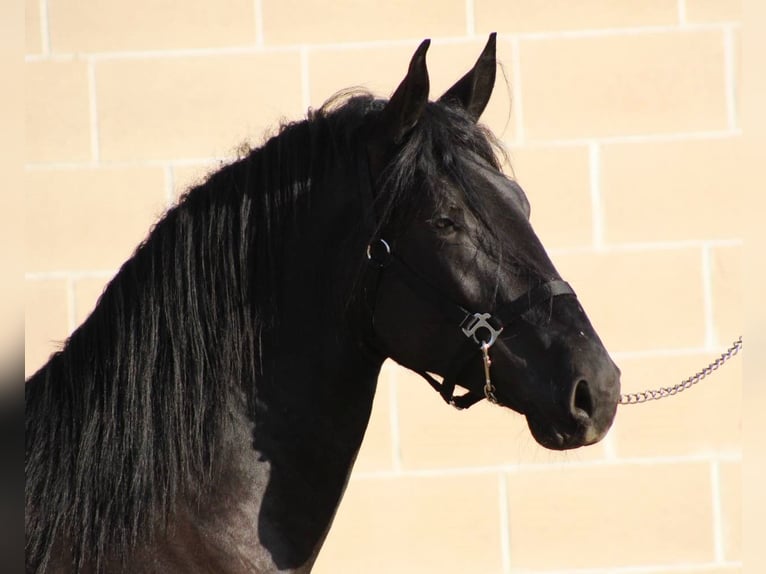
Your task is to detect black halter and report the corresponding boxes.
[364,237,575,409]
[356,144,575,409]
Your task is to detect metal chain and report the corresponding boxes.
[619,336,743,405]
[480,342,498,404]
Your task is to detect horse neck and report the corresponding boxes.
[25,137,385,572]
[231,160,385,570]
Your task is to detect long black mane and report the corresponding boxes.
[25,93,507,572]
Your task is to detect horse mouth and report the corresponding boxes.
[525,413,603,451]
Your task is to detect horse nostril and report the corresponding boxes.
[571,378,594,420]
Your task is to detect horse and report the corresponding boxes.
[25,34,621,573]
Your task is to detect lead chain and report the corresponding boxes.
[619,336,743,405]
[481,342,498,404]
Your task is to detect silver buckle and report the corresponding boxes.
[461,312,503,347]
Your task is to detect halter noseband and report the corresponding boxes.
[364,237,575,409]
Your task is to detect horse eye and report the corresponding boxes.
[431,216,456,231]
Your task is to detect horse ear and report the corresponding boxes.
[377,38,431,144]
[438,32,497,121]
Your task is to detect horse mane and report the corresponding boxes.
[24,91,508,572]
[24,93,374,572]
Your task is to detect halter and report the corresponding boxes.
[355,136,575,409]
[364,237,575,409]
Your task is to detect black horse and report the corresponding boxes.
[25,35,621,573]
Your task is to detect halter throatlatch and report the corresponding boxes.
[364,238,575,410]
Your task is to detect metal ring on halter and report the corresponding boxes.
[366,238,392,267]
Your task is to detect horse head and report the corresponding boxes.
[363,35,621,450]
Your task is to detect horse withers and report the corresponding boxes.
[25,34,620,573]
